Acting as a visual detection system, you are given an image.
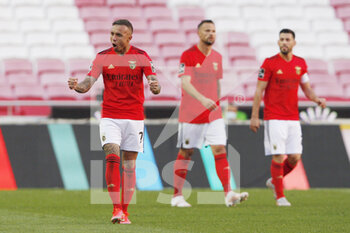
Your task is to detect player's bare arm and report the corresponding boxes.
[300,82,326,108]
[217,79,221,99]
[181,75,217,111]
[68,76,96,93]
[250,80,268,133]
[147,75,161,95]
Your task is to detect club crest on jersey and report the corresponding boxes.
[179,63,185,74]
[258,68,265,79]
[129,61,136,70]
[213,62,218,71]
[295,66,301,75]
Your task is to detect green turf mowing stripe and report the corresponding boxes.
[199,145,236,190]
[48,124,89,190]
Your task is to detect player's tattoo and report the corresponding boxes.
[103,143,120,156]
[75,76,96,93]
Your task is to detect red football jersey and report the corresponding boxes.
[88,46,156,120]
[258,54,308,120]
[178,45,223,123]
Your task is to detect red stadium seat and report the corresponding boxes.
[111,7,143,21]
[132,32,153,47]
[161,45,185,65]
[226,32,250,46]
[333,59,350,75]
[149,20,180,35]
[336,6,350,20]
[139,0,167,8]
[36,59,66,76]
[106,0,136,7]
[40,73,67,87]
[155,32,186,47]
[231,59,259,74]
[85,20,111,34]
[181,19,201,34]
[75,0,105,7]
[144,7,173,22]
[306,59,329,74]
[309,74,338,87]
[131,20,148,33]
[330,0,350,8]
[79,7,111,22]
[3,59,32,75]
[228,46,256,62]
[344,84,350,97]
[46,84,81,100]
[0,73,6,85]
[68,59,91,76]
[0,85,14,100]
[338,74,350,87]
[139,45,161,60]
[313,83,345,99]
[186,32,198,46]
[7,73,38,87]
[177,7,205,22]
[147,72,180,100]
[90,32,110,48]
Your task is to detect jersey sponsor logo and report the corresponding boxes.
[277,69,283,74]
[129,61,136,70]
[179,63,185,74]
[108,64,115,69]
[150,61,156,73]
[295,66,301,75]
[195,63,201,68]
[213,62,218,71]
[258,68,265,79]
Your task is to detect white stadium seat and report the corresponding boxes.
[15,6,45,20]
[42,0,74,6]
[267,0,296,6]
[62,46,95,59]
[25,33,56,46]
[167,0,202,7]
[249,32,276,47]
[0,7,13,19]
[0,46,28,59]
[19,19,51,33]
[0,20,18,32]
[203,0,234,7]
[318,32,349,46]
[0,0,9,6]
[57,33,90,46]
[236,0,264,7]
[11,0,42,6]
[293,45,324,59]
[47,6,79,20]
[206,6,240,19]
[245,19,278,32]
[324,46,350,59]
[298,0,330,6]
[30,46,62,59]
[304,7,336,19]
[256,46,279,61]
[0,32,24,45]
[296,33,317,46]
[242,6,273,19]
[312,19,344,32]
[52,19,85,33]
[273,6,304,19]
[215,19,246,32]
[279,20,311,33]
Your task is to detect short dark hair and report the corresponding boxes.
[279,28,295,39]
[112,19,133,33]
[197,19,215,30]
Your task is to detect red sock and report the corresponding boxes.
[173,153,191,197]
[105,154,121,209]
[121,166,136,213]
[214,153,231,195]
[271,160,284,199]
[283,158,297,177]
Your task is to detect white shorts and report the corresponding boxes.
[177,118,227,149]
[99,118,144,152]
[264,120,302,156]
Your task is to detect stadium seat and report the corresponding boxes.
[236,0,264,6]
[336,6,350,20]
[139,0,167,8]
[90,32,110,48]
[338,74,350,87]
[47,6,80,20]
[313,83,345,98]
[181,19,201,34]
[36,59,66,76]
[3,59,32,75]
[0,74,6,85]
[330,0,350,8]
[84,20,111,34]
[206,6,239,19]
[111,7,143,21]
[256,46,279,61]
[215,19,245,32]
[318,32,349,46]
[309,74,339,87]
[186,32,198,46]
[324,46,350,59]
[155,32,186,47]
[344,19,350,33]
[168,0,202,7]
[131,32,153,47]
[0,46,28,59]
[345,84,350,97]
[62,45,95,59]
[144,7,173,22]
[43,0,74,6]
[46,84,80,100]
[25,33,56,46]
[272,6,303,19]
[0,85,14,100]
[293,45,324,59]
[312,19,344,32]
[295,33,317,47]
[15,6,45,20]
[246,19,279,32]
[150,20,180,35]
[75,0,105,7]
[0,20,18,33]
[40,73,67,87]
[147,73,180,100]
[0,7,12,20]
[177,7,205,22]
[14,84,45,100]
[52,19,85,33]
[7,73,38,87]
[161,45,184,63]
[19,19,51,33]
[131,20,148,33]
[306,59,329,74]
[279,19,311,32]
[68,58,91,76]
[30,46,62,59]
[231,59,259,74]
[106,0,136,7]
[228,46,256,62]
[0,32,24,46]
[305,6,336,19]
[333,59,350,75]
[225,32,250,46]
[267,0,296,6]
[249,32,276,47]
[242,6,273,19]
[79,7,111,21]
[245,84,257,100]
[298,0,329,6]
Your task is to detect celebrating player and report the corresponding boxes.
[250,29,326,206]
[68,19,160,224]
[171,20,249,208]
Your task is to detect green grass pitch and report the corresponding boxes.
[0,188,349,233]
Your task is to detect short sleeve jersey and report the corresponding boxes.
[87,46,156,120]
[258,54,308,120]
[178,45,223,123]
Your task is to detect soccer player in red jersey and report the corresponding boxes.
[68,19,160,224]
[250,29,326,206]
[171,20,248,207]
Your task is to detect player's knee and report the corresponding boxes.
[212,145,226,155]
[103,143,120,156]
[180,148,194,158]
[288,154,301,165]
